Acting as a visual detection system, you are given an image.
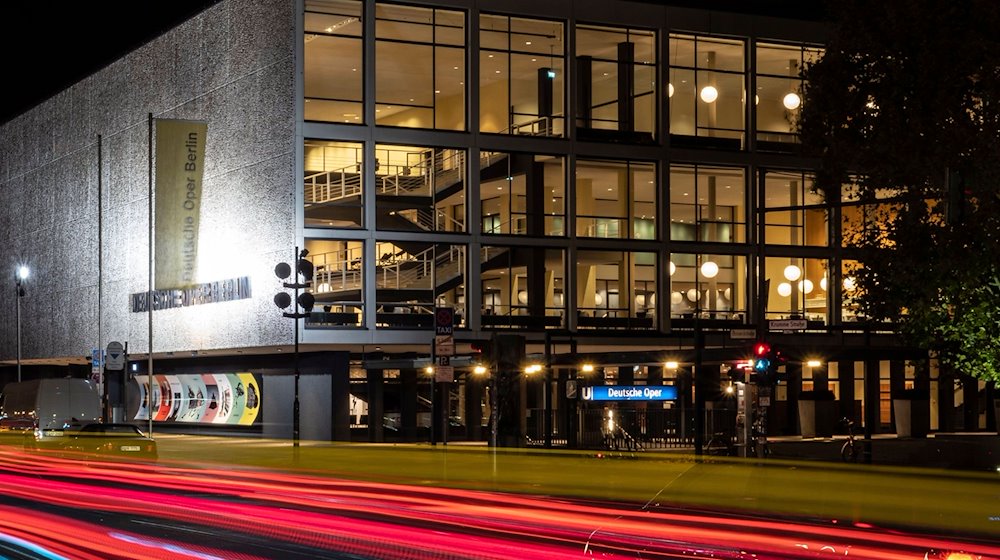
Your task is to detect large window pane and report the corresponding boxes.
[306,238,364,327]
[755,42,824,148]
[576,159,656,239]
[576,250,656,330]
[764,256,829,324]
[576,24,657,142]
[763,170,827,246]
[304,140,363,228]
[480,152,565,236]
[670,165,745,243]
[669,253,746,321]
[374,241,466,328]
[480,14,565,136]
[376,4,466,130]
[374,144,466,233]
[481,246,565,329]
[669,34,745,148]
[304,0,364,123]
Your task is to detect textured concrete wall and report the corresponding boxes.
[0,0,296,362]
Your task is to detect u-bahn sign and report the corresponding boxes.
[581,385,678,402]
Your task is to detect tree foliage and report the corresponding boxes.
[799,0,1000,382]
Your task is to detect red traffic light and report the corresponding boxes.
[754,342,771,357]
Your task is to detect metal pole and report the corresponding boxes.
[544,331,552,448]
[693,318,705,456]
[147,112,154,437]
[294,246,301,448]
[430,337,437,445]
[15,278,22,383]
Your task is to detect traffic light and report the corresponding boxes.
[752,341,771,374]
[471,340,492,362]
[750,341,777,384]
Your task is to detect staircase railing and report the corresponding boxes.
[304,165,362,205]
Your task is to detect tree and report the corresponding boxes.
[798,0,1000,382]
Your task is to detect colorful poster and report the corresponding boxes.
[155,376,172,421]
[134,379,149,421]
[237,373,260,425]
[167,375,185,421]
[213,373,234,424]
[226,373,246,424]
[181,375,208,422]
[201,374,220,423]
[129,372,261,425]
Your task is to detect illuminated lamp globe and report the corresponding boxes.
[670,291,683,305]
[723,287,731,300]
[635,294,646,308]
[783,264,802,282]
[843,276,857,292]
[517,290,528,304]
[594,292,604,306]
[777,282,792,297]
[668,83,674,98]
[700,260,719,279]
[686,288,701,302]
[669,261,676,276]
[783,92,801,110]
[819,276,828,291]
[799,279,814,294]
[649,293,656,307]
[700,85,718,103]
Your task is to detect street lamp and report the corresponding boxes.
[15,266,29,382]
[274,248,315,448]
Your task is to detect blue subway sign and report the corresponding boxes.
[581,385,678,402]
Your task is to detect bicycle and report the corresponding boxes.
[840,418,861,463]
[705,432,736,456]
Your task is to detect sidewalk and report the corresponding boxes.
[767,432,1000,472]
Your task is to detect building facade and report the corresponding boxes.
[0,0,993,443]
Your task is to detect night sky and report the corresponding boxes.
[0,2,219,125]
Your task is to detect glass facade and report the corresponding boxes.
[300,3,858,333]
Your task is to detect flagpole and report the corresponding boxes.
[147,113,154,437]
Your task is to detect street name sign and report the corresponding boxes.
[768,319,807,331]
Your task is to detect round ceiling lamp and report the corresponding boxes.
[669,261,676,276]
[668,83,674,98]
[700,85,718,103]
[686,288,701,302]
[783,92,801,110]
[777,282,792,297]
[700,260,719,279]
[799,279,814,294]
[783,264,802,282]
[671,291,683,305]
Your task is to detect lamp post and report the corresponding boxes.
[274,248,315,448]
[15,266,29,383]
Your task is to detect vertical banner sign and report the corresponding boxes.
[155,119,207,290]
